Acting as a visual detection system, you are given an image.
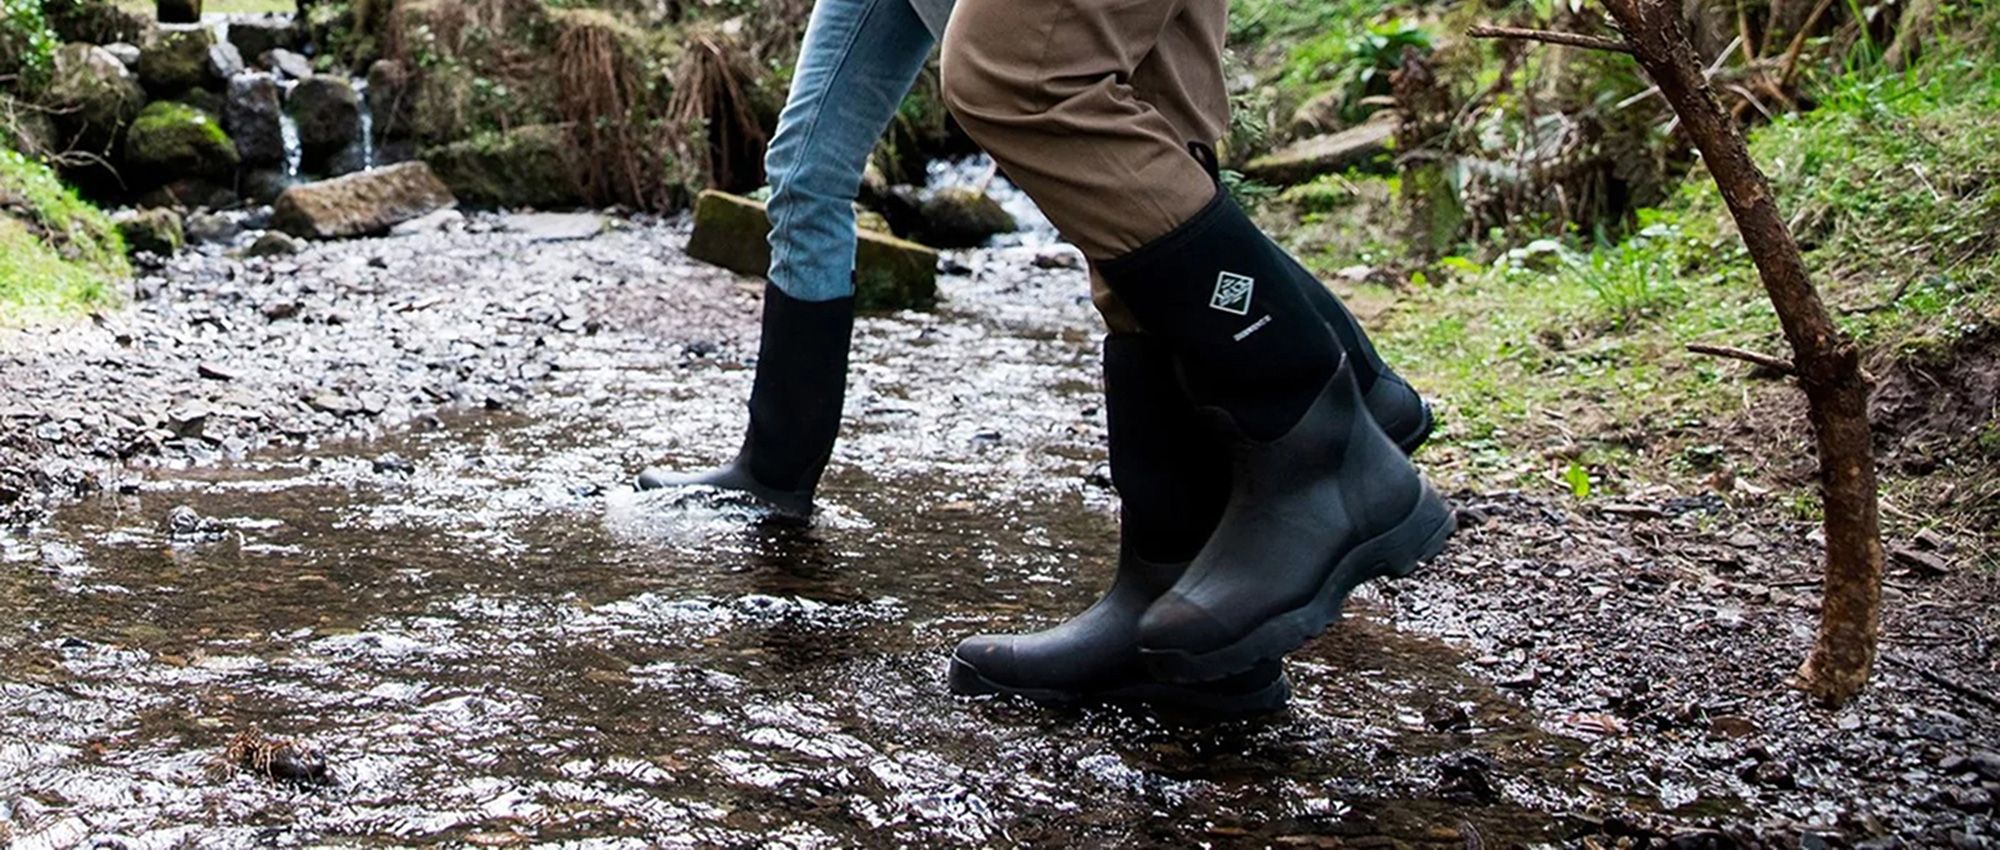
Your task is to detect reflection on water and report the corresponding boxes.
[2,256,1592,847]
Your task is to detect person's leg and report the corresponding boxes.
[638,0,935,519]
[942,0,1453,683]
[1117,0,1435,448]
[765,0,937,304]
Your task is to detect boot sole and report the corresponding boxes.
[1139,483,1458,683]
[946,655,1292,718]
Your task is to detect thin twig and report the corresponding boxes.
[1842,275,1919,314]
[1686,342,1798,375]
[1777,0,1840,85]
[1466,25,1634,54]
[1881,653,2000,710]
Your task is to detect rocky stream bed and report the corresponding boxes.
[0,213,1996,848]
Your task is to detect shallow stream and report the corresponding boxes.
[0,245,1599,847]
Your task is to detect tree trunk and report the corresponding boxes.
[1597,0,1886,706]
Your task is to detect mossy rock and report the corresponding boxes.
[685,190,937,311]
[115,207,184,255]
[124,101,240,181]
[422,124,583,208]
[45,0,151,45]
[135,28,213,94]
[916,186,1016,248]
[46,44,147,154]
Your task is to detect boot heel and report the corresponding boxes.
[1376,484,1455,580]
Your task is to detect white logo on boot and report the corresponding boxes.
[1210,271,1255,315]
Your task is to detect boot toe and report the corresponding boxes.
[947,635,1021,695]
[635,467,675,490]
[1137,594,1238,655]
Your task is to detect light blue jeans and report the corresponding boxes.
[765,0,939,302]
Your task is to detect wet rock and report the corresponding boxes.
[1242,119,1396,184]
[1436,753,1500,803]
[138,177,238,210]
[163,505,224,539]
[273,162,457,240]
[223,72,285,166]
[136,28,219,95]
[224,730,329,785]
[46,45,147,154]
[124,101,239,181]
[1032,247,1083,270]
[48,0,150,45]
[388,207,464,236]
[184,211,240,244]
[239,168,293,205]
[259,48,312,81]
[1287,87,1350,140]
[309,392,365,416]
[1747,759,1797,789]
[1944,786,1994,813]
[157,0,202,23]
[372,453,414,474]
[686,190,938,312]
[288,76,361,175]
[504,212,602,242]
[225,15,301,63]
[916,186,1017,248]
[1424,700,1472,732]
[115,208,184,256]
[1941,751,2000,781]
[207,41,245,83]
[103,42,142,68]
[246,231,303,257]
[422,123,583,208]
[366,59,415,140]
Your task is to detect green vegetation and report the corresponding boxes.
[0,0,60,95]
[1337,37,1999,532]
[0,148,125,319]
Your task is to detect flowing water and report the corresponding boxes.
[0,239,1607,846]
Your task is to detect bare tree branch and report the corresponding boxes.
[1686,342,1798,375]
[1466,25,1635,54]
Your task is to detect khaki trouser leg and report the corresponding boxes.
[939,0,1227,332]
[941,0,1228,264]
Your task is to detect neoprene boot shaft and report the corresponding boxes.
[637,284,855,519]
[1098,187,1456,682]
[1185,142,1430,450]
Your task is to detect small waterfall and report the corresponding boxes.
[279,80,302,177]
[353,78,377,171]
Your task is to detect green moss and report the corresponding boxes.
[0,147,125,320]
[423,123,581,207]
[124,100,240,177]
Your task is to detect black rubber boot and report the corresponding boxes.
[1098,188,1456,683]
[636,284,854,521]
[1186,142,1431,452]
[947,334,1290,717]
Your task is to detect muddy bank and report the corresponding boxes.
[0,218,1995,847]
